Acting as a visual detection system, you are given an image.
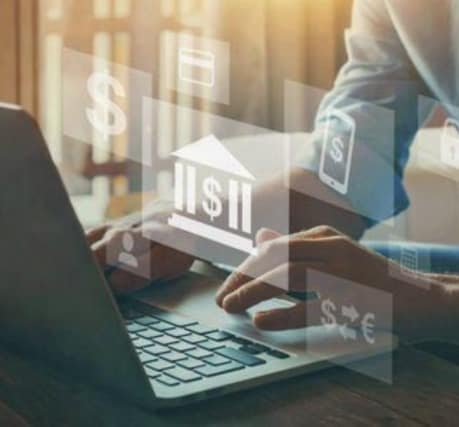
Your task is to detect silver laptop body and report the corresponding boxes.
[0,106,395,409]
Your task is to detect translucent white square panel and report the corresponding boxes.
[162,32,230,105]
[140,97,291,272]
[62,47,153,165]
[306,269,393,384]
[284,80,397,225]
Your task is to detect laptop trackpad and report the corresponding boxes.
[133,272,312,350]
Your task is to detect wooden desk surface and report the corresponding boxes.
[0,341,458,426]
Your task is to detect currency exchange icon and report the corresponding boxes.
[319,109,356,195]
[168,134,257,254]
[441,118,459,169]
[86,71,127,143]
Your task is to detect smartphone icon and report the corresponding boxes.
[441,118,459,168]
[319,109,356,195]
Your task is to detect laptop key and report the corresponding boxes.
[169,342,195,353]
[182,334,207,344]
[206,331,234,342]
[177,358,206,370]
[216,347,266,367]
[136,317,159,326]
[186,348,213,359]
[126,323,147,333]
[195,361,244,377]
[138,351,156,364]
[147,359,175,371]
[144,344,170,356]
[152,311,198,327]
[186,324,217,335]
[165,367,201,383]
[137,329,163,339]
[267,349,290,359]
[151,321,175,332]
[133,338,153,348]
[122,309,142,320]
[199,340,225,351]
[167,328,191,338]
[144,367,161,378]
[154,335,179,346]
[231,336,251,346]
[161,351,187,363]
[239,343,268,355]
[154,376,180,387]
[203,354,231,366]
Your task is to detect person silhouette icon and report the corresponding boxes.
[118,232,139,268]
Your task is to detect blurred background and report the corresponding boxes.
[1,0,457,244]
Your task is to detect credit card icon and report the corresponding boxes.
[178,48,215,88]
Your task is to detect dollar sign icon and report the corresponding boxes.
[330,136,344,163]
[86,71,127,142]
[202,176,223,221]
[320,299,337,328]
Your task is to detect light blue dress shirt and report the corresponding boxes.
[305,0,459,224]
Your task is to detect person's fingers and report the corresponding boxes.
[216,228,281,307]
[86,225,110,245]
[255,228,282,245]
[221,273,285,313]
[216,234,341,307]
[221,262,325,313]
[216,269,252,307]
[253,300,322,331]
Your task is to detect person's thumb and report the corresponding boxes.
[255,228,282,245]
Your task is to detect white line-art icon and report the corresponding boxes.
[168,134,256,254]
[86,70,127,143]
[118,232,139,269]
[320,297,376,345]
[319,109,356,195]
[320,299,337,328]
[178,48,216,88]
[441,118,459,169]
[400,246,418,274]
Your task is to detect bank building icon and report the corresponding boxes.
[168,134,257,254]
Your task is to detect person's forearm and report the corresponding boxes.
[251,168,368,239]
[391,270,459,343]
[435,281,459,344]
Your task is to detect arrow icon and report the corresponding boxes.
[342,305,359,323]
[339,324,357,341]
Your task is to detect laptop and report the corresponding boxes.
[0,105,396,409]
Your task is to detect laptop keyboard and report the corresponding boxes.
[123,306,290,388]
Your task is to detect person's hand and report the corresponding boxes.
[216,226,436,336]
[86,213,195,294]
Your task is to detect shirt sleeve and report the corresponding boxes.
[300,0,434,225]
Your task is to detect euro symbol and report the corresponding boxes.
[361,312,376,345]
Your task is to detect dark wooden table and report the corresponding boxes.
[0,340,458,426]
